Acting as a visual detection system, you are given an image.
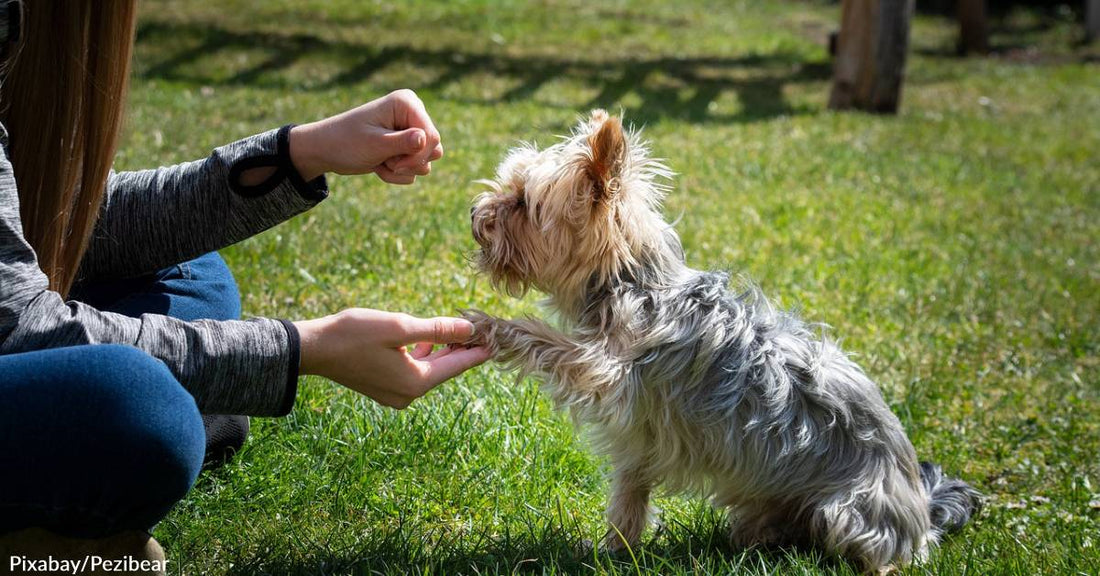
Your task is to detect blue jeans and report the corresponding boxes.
[0,253,240,538]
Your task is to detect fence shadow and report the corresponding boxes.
[135,20,831,126]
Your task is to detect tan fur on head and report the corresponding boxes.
[470,110,675,316]
[586,112,626,204]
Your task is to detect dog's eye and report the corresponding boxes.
[516,195,526,210]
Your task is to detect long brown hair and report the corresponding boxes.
[0,2,137,296]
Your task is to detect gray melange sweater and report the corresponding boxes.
[0,123,328,416]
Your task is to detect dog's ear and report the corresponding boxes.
[586,113,626,203]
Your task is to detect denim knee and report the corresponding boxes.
[85,345,206,504]
[72,252,243,322]
[182,252,242,321]
[0,344,206,536]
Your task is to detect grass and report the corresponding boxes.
[121,1,1099,574]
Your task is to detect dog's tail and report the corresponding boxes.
[919,461,982,541]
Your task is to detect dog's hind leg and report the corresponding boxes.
[728,501,807,551]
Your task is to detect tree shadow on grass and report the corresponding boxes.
[135,19,831,126]
[911,4,1100,63]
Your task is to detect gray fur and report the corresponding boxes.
[921,461,983,537]
[465,110,981,572]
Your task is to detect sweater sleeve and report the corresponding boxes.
[77,125,328,281]
[0,127,300,416]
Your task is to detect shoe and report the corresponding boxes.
[201,414,249,470]
[0,527,167,575]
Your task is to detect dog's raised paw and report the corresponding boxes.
[458,309,496,351]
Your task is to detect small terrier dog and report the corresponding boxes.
[464,110,980,572]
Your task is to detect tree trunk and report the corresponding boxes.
[958,0,989,55]
[1087,0,1100,42]
[829,0,915,114]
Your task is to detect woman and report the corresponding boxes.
[0,1,490,567]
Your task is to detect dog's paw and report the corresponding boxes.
[598,531,638,557]
[574,537,643,561]
[458,309,497,353]
[572,538,595,559]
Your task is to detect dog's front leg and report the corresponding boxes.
[461,310,626,412]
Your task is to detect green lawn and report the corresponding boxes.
[125,1,1098,574]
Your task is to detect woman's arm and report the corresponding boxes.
[1,174,484,414]
[0,152,297,415]
[77,90,442,281]
[1,89,483,413]
[78,125,327,281]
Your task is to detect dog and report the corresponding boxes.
[463,110,980,572]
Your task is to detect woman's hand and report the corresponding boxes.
[288,89,444,185]
[294,309,490,409]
